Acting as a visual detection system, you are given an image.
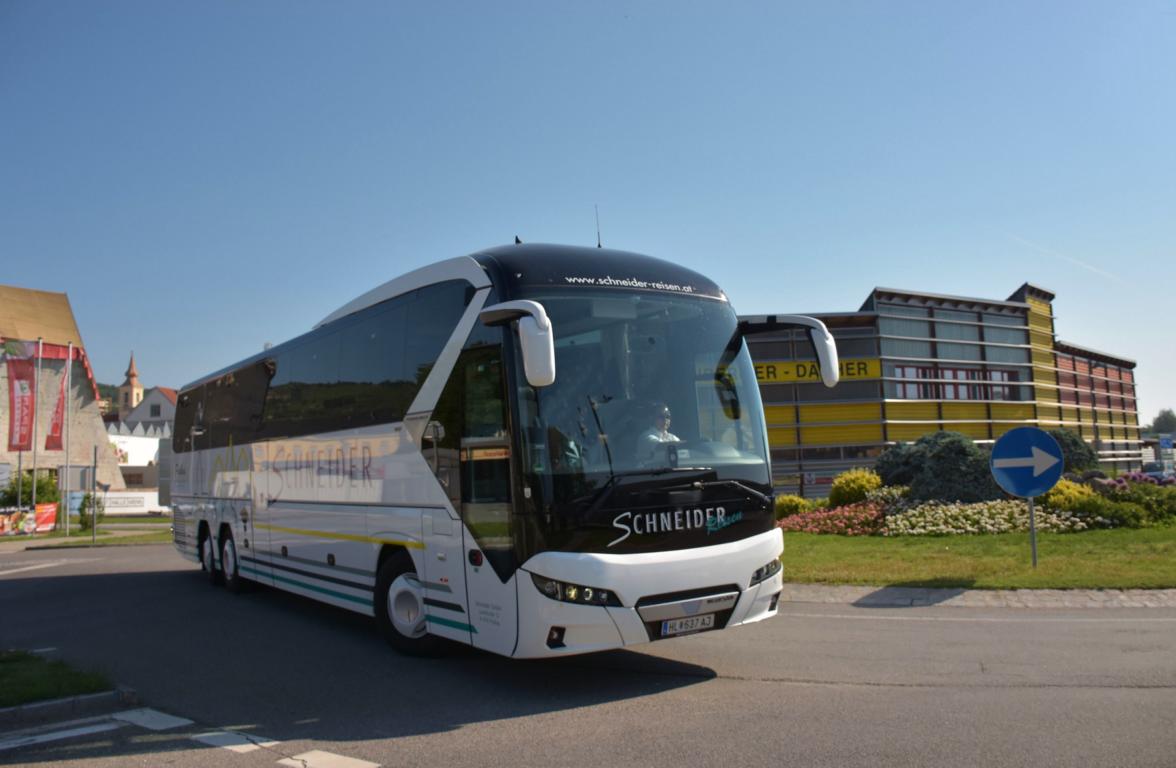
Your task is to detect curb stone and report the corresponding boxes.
[0,687,139,728]
[782,583,1176,609]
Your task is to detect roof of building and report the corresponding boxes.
[0,284,84,348]
[1007,283,1057,303]
[863,287,1030,313]
[156,386,178,404]
[1055,340,1136,368]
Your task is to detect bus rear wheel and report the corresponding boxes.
[375,552,441,655]
[200,531,220,585]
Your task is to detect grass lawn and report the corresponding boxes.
[0,651,110,708]
[98,516,172,526]
[34,529,173,547]
[7,525,173,548]
[782,525,1176,589]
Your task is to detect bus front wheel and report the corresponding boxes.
[375,552,441,655]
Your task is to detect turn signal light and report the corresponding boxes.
[530,573,621,607]
[750,558,782,586]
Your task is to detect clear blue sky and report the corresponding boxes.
[2,1,1172,422]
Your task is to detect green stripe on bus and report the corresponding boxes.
[426,615,477,634]
[241,565,370,607]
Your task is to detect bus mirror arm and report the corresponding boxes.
[479,300,556,388]
[739,315,840,388]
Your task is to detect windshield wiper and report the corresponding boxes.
[573,466,714,514]
[663,477,773,506]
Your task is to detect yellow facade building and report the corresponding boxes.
[744,283,1141,497]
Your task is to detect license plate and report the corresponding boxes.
[661,614,715,637]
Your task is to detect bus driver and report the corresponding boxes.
[636,403,680,466]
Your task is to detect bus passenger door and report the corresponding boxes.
[461,438,519,656]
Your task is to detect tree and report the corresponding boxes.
[1047,428,1099,473]
[1,473,60,508]
[1150,408,1176,435]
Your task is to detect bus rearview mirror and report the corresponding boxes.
[479,300,556,388]
[770,315,840,388]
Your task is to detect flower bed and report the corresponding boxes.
[777,502,885,536]
[882,500,1103,536]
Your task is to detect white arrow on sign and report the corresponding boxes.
[993,446,1060,477]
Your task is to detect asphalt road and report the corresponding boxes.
[2,544,1174,768]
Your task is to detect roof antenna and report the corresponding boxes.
[515,235,522,244]
[595,204,602,248]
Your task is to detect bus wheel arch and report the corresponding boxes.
[374,546,440,655]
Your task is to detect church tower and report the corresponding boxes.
[118,352,144,422]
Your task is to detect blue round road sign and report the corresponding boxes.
[990,427,1064,498]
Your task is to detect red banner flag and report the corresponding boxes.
[45,370,66,451]
[6,358,35,451]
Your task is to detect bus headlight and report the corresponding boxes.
[750,558,782,586]
[530,573,621,607]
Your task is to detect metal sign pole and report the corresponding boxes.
[1028,496,1038,568]
[64,343,72,536]
[91,446,97,545]
[16,451,22,512]
[31,338,43,512]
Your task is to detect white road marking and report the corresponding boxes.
[0,561,69,577]
[30,647,57,653]
[0,723,125,753]
[112,708,194,731]
[192,730,280,753]
[785,611,1176,623]
[278,750,382,768]
[0,557,102,578]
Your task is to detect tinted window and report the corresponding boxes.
[262,280,470,439]
[176,280,471,451]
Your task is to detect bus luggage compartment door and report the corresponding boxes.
[421,508,473,645]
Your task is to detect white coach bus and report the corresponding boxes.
[171,243,839,658]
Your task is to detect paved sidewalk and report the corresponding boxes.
[783,582,1176,609]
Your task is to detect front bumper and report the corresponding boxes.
[513,527,783,658]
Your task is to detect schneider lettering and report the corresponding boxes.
[609,506,732,548]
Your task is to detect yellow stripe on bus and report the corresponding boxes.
[253,523,425,549]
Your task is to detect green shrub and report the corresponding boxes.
[77,493,105,531]
[806,497,829,511]
[828,468,882,507]
[1106,483,1176,524]
[1047,428,1099,473]
[1070,495,1144,528]
[906,432,1003,503]
[773,494,808,520]
[1040,478,1098,512]
[874,442,921,486]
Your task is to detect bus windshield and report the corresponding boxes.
[512,289,771,520]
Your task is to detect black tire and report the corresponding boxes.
[220,530,244,594]
[374,551,442,655]
[200,530,221,585]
